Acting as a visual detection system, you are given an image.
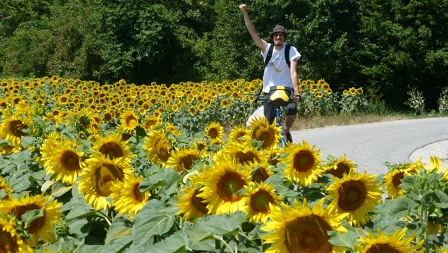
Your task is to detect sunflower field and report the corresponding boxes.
[0,76,447,253]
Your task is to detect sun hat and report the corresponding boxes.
[270,24,287,39]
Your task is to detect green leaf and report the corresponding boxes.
[151,230,188,253]
[40,237,84,253]
[21,136,36,147]
[0,189,7,200]
[22,208,44,229]
[432,190,448,209]
[132,200,175,247]
[68,219,90,238]
[139,168,180,192]
[197,212,246,236]
[31,170,46,181]
[105,216,133,244]
[388,197,419,217]
[328,230,357,251]
[0,139,10,146]
[51,182,73,197]
[93,236,133,253]
[62,186,94,220]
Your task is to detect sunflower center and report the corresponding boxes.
[250,190,274,213]
[125,115,138,127]
[338,180,366,211]
[328,162,350,178]
[218,172,246,201]
[154,139,171,162]
[9,120,26,137]
[253,127,276,148]
[235,132,246,143]
[293,150,315,172]
[132,183,143,202]
[180,154,198,171]
[252,168,269,183]
[94,164,125,196]
[285,215,332,252]
[366,243,400,253]
[104,113,113,121]
[192,189,208,214]
[12,204,46,234]
[99,143,124,159]
[0,227,19,252]
[61,151,81,171]
[146,119,158,128]
[392,171,404,187]
[235,151,258,165]
[208,129,218,139]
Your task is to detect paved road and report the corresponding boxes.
[291,117,448,175]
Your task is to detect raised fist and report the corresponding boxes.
[239,4,247,12]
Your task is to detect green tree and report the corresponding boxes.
[356,0,448,109]
[97,0,215,84]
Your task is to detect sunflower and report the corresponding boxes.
[349,87,357,95]
[425,156,447,175]
[177,184,209,221]
[197,159,251,215]
[120,110,139,131]
[227,125,248,145]
[187,105,197,116]
[0,176,12,200]
[2,193,63,246]
[244,182,281,223]
[355,228,424,253]
[261,198,348,253]
[326,171,382,226]
[221,144,262,165]
[0,216,34,253]
[427,220,447,236]
[0,144,19,155]
[91,132,133,161]
[110,173,150,215]
[40,132,63,157]
[247,116,281,149]
[262,149,282,166]
[278,140,325,186]
[0,115,31,148]
[356,87,363,95]
[383,161,420,199]
[142,115,162,131]
[41,138,85,185]
[78,155,133,210]
[165,122,183,136]
[166,146,202,172]
[245,159,274,183]
[142,129,173,167]
[220,98,232,108]
[324,154,358,178]
[204,122,224,141]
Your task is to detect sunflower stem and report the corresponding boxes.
[421,195,429,253]
[213,235,234,253]
[237,232,260,250]
[97,210,112,226]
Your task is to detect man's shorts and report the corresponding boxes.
[263,100,297,125]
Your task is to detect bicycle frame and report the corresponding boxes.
[275,106,287,147]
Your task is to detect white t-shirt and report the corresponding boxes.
[261,43,301,93]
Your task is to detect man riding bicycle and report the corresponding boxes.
[239,3,301,143]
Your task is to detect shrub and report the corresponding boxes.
[404,87,425,115]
